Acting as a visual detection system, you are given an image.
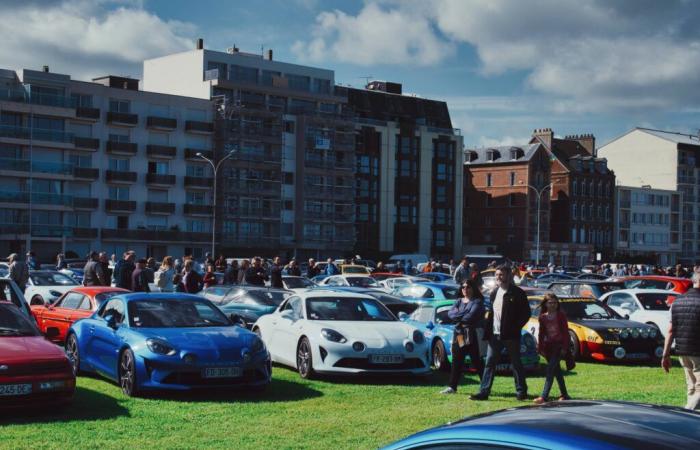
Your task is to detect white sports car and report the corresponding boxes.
[253,290,431,378]
[25,270,80,305]
[600,288,676,338]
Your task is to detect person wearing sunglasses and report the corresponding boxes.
[440,278,485,394]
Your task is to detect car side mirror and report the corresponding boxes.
[104,314,118,329]
[280,310,294,320]
[229,314,247,328]
[397,312,408,321]
[426,321,435,330]
[45,327,59,339]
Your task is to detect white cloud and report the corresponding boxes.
[0,0,195,80]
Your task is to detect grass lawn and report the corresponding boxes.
[0,359,688,449]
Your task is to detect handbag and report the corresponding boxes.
[454,325,471,348]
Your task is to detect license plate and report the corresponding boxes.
[369,354,403,364]
[202,367,242,379]
[625,353,649,360]
[496,363,512,371]
[0,384,32,396]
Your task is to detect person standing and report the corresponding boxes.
[99,252,112,286]
[453,258,469,285]
[26,252,38,270]
[145,257,156,284]
[7,253,29,292]
[306,259,320,278]
[440,279,485,394]
[534,293,571,404]
[245,257,268,286]
[155,256,175,292]
[224,260,239,285]
[238,260,250,284]
[182,259,202,293]
[470,265,531,401]
[286,259,302,276]
[270,256,284,288]
[662,271,700,410]
[215,255,226,273]
[131,259,151,293]
[115,252,136,290]
[202,264,217,289]
[325,258,339,276]
[56,253,67,271]
[83,251,107,286]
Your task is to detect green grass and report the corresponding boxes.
[0,360,687,449]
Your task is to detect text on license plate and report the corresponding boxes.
[0,384,32,396]
[369,354,403,364]
[202,367,242,378]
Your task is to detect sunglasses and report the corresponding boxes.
[461,285,471,289]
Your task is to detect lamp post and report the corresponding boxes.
[197,149,236,258]
[522,182,553,266]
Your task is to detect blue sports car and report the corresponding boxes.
[392,282,462,305]
[416,272,455,284]
[401,300,539,372]
[64,293,271,396]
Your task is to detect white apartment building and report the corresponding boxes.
[0,67,215,261]
[599,127,700,263]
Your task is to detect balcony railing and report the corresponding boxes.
[185,120,214,134]
[106,170,137,183]
[72,167,99,180]
[184,176,213,188]
[145,202,176,214]
[75,107,100,121]
[227,179,280,195]
[0,223,73,237]
[146,144,176,159]
[0,88,76,109]
[0,125,74,143]
[105,199,136,212]
[73,197,98,209]
[146,173,176,185]
[0,191,73,206]
[106,111,138,126]
[74,137,100,150]
[184,148,212,160]
[235,208,280,219]
[73,227,98,239]
[101,228,210,242]
[237,150,281,163]
[184,204,212,215]
[0,158,73,175]
[146,116,177,130]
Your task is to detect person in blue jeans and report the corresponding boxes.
[470,265,531,401]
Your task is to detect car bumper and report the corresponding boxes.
[0,373,75,408]
[312,341,431,375]
[584,341,664,362]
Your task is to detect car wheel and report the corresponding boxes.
[296,337,315,379]
[65,333,81,375]
[30,295,44,306]
[119,349,139,397]
[569,330,580,361]
[432,339,450,372]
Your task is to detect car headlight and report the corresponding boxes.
[631,328,640,339]
[412,329,424,344]
[650,328,658,339]
[49,290,62,297]
[641,328,649,339]
[251,337,266,354]
[146,338,176,356]
[321,328,347,343]
[620,329,630,339]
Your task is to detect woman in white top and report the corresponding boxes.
[155,255,176,292]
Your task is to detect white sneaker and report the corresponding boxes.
[440,387,456,394]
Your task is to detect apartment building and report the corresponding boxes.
[0,67,215,261]
[144,43,355,258]
[598,128,700,263]
[614,186,682,265]
[345,82,463,259]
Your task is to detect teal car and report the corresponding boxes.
[392,282,462,305]
[401,300,539,372]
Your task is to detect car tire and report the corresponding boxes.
[30,295,44,306]
[65,333,81,375]
[119,349,139,397]
[296,337,315,379]
[432,339,450,372]
[569,330,580,361]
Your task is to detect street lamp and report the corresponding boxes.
[197,149,236,258]
[521,181,553,266]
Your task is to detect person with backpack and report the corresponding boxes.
[154,256,175,292]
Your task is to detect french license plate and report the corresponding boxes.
[369,354,403,364]
[0,384,32,396]
[202,367,242,379]
[625,353,649,360]
[496,363,512,371]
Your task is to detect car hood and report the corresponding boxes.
[573,319,655,330]
[0,336,68,363]
[311,321,414,345]
[138,326,258,360]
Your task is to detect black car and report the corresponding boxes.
[547,280,624,299]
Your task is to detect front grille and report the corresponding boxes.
[2,361,69,376]
[333,358,425,370]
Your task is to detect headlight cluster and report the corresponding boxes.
[321,328,347,343]
[619,328,655,339]
[412,330,424,344]
[146,338,176,356]
[251,337,266,354]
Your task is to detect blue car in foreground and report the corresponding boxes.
[382,400,700,449]
[65,293,271,396]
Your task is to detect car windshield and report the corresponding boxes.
[343,266,367,274]
[128,299,230,328]
[637,293,673,311]
[441,287,461,299]
[598,283,624,293]
[435,305,457,325]
[627,279,670,290]
[346,277,378,288]
[0,304,40,336]
[30,272,78,286]
[559,301,617,320]
[221,290,288,307]
[306,297,395,321]
[284,278,313,289]
[95,291,123,305]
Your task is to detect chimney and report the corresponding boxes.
[196,38,204,50]
[533,128,554,149]
[565,133,596,156]
[42,65,49,73]
[267,49,273,61]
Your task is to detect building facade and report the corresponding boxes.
[0,67,215,261]
[614,186,682,265]
[599,128,700,263]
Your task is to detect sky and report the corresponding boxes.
[2,0,700,148]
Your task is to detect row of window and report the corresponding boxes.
[571,227,613,246]
[630,213,671,226]
[572,178,612,197]
[631,192,671,206]
[207,61,332,95]
[571,203,611,221]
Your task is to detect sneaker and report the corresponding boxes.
[516,392,529,401]
[469,392,489,401]
[439,387,456,394]
[533,396,547,404]
[558,395,571,401]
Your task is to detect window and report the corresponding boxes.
[572,202,578,219]
[486,196,493,207]
[186,191,206,205]
[436,163,447,181]
[109,132,130,143]
[313,79,331,94]
[70,93,93,108]
[108,158,129,171]
[147,189,168,202]
[507,215,514,227]
[148,161,169,175]
[486,173,492,187]
[572,227,577,243]
[186,220,208,232]
[100,298,125,324]
[69,153,92,168]
[261,70,281,86]
[186,164,206,177]
[108,186,129,201]
[287,74,310,91]
[508,194,516,206]
[573,180,578,195]
[109,99,130,113]
[510,172,516,186]
[485,216,492,226]
[59,293,84,310]
[229,65,258,84]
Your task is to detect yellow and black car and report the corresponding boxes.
[526,296,664,363]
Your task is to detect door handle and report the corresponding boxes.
[90,326,95,334]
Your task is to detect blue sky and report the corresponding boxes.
[2,0,699,148]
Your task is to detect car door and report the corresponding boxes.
[272,296,303,365]
[89,298,126,379]
[41,292,84,341]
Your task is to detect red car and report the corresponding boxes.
[31,286,128,343]
[0,302,75,407]
[611,276,691,299]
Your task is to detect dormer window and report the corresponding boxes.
[509,147,524,160]
[486,149,500,162]
[466,150,478,163]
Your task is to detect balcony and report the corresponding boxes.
[146,173,176,186]
[228,179,280,195]
[72,167,99,180]
[235,208,280,219]
[0,158,74,176]
[74,137,100,151]
[0,88,76,109]
[146,116,177,130]
[106,111,138,126]
[305,157,337,170]
[184,204,212,216]
[304,185,333,197]
[146,144,177,159]
[0,192,72,206]
[184,148,212,160]
[184,176,213,188]
[106,170,137,183]
[106,140,137,155]
[0,125,74,144]
[185,120,214,134]
[619,200,631,208]
[73,197,98,209]
[145,202,176,215]
[75,107,100,121]
[105,199,136,212]
[72,227,98,239]
[101,228,210,242]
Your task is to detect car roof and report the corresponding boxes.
[604,288,678,296]
[618,275,689,282]
[548,280,623,285]
[299,289,375,300]
[66,286,129,296]
[113,293,208,303]
[410,282,455,288]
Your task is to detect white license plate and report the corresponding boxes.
[369,354,403,364]
[0,384,32,396]
[202,367,242,379]
[496,363,512,371]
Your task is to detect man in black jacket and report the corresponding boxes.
[270,256,283,288]
[470,265,531,401]
[83,251,107,286]
[245,257,268,286]
[131,259,151,293]
[663,271,700,410]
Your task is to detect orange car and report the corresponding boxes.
[31,286,129,343]
[610,276,691,300]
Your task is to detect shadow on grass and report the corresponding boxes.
[0,384,130,425]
